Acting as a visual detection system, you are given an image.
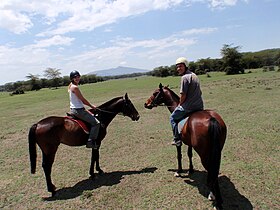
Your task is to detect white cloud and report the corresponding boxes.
[186,0,248,9]
[0,25,216,70]
[209,0,237,8]
[1,0,184,36]
[0,9,33,34]
[33,35,75,48]
[207,0,250,9]
[63,27,216,71]
[182,27,218,35]
[0,0,245,36]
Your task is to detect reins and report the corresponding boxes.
[94,97,128,116]
[95,107,124,116]
[157,104,176,108]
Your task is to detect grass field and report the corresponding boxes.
[0,69,279,209]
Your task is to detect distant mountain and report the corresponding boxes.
[87,66,150,77]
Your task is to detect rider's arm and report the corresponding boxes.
[179,93,187,106]
[71,86,96,109]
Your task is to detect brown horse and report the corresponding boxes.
[144,84,227,209]
[29,93,140,196]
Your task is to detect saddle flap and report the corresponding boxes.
[178,117,189,134]
[65,116,90,134]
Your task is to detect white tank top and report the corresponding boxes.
[69,86,84,109]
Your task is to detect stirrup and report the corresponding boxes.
[86,140,99,149]
[171,140,182,146]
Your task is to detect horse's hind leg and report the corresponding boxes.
[213,180,223,209]
[207,176,223,209]
[187,146,194,174]
[42,152,57,196]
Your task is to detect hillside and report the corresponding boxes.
[87,66,150,76]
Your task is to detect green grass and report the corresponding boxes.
[0,70,279,209]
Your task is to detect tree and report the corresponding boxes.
[26,73,41,90]
[221,44,244,74]
[44,68,62,88]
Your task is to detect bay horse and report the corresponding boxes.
[144,84,227,209]
[29,93,139,196]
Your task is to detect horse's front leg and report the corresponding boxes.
[89,148,104,178]
[94,148,104,175]
[174,145,183,177]
[89,149,96,178]
[187,146,194,174]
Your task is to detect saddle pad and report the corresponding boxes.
[65,116,89,134]
[178,117,189,134]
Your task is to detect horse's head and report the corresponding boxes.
[144,83,166,109]
[122,93,140,121]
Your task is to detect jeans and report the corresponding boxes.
[70,108,100,140]
[170,106,187,141]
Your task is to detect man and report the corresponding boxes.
[170,57,204,146]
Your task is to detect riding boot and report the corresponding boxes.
[172,127,182,146]
[86,139,99,149]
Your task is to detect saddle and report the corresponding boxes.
[65,113,90,134]
[177,117,189,134]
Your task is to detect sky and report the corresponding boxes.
[0,0,279,85]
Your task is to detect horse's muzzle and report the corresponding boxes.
[133,114,140,121]
[144,103,154,109]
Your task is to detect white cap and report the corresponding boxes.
[176,57,189,67]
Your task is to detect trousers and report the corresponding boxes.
[70,108,100,140]
[170,106,187,141]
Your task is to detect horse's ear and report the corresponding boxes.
[159,83,163,89]
[124,93,128,100]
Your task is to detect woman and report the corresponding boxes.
[68,70,100,149]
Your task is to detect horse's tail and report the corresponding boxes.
[208,117,222,183]
[28,123,37,174]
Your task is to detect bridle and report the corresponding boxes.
[149,89,164,107]
[121,98,134,117]
[149,88,176,108]
[95,98,135,117]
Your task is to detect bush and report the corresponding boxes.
[263,66,275,72]
[263,66,268,72]
[269,66,275,71]
[10,89,25,96]
[195,69,205,75]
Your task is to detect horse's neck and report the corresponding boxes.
[92,97,123,127]
[164,89,179,113]
[98,112,116,127]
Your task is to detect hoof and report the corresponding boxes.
[188,168,194,174]
[208,192,216,201]
[213,205,223,210]
[51,191,57,197]
[49,185,57,197]
[174,172,181,177]
[98,169,104,175]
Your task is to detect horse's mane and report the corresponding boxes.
[98,96,123,109]
[163,86,180,102]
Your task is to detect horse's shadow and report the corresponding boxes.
[169,169,253,210]
[44,167,157,201]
